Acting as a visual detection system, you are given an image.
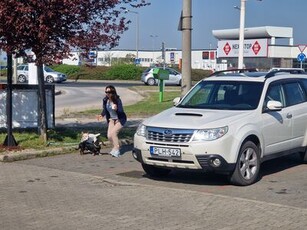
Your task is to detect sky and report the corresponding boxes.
[117,0,307,51]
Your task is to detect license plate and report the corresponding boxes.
[150,146,181,157]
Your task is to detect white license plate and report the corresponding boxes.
[150,146,181,157]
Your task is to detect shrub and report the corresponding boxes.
[48,64,213,82]
[191,69,213,81]
[52,64,81,76]
[105,64,143,80]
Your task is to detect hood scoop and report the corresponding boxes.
[175,113,203,117]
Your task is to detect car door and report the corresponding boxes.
[166,68,180,85]
[261,82,293,155]
[283,80,307,149]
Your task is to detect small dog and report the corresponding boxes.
[77,132,105,155]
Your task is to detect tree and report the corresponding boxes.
[0,0,149,142]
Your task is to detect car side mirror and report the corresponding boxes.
[266,100,283,111]
[173,97,181,106]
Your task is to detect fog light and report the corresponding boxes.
[211,158,221,167]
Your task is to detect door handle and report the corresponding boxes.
[286,113,292,119]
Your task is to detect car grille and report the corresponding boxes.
[146,127,194,143]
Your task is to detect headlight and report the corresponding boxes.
[192,126,228,141]
[136,124,146,137]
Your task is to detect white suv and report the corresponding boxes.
[133,69,307,186]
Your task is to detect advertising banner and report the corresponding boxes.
[217,39,268,58]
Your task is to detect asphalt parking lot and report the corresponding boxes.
[1,147,306,230]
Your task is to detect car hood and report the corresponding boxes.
[142,107,254,129]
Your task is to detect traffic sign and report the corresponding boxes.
[297,44,307,53]
[134,58,141,64]
[297,53,306,62]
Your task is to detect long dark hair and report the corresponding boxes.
[105,85,119,103]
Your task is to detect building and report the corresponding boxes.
[60,26,307,71]
[213,26,307,70]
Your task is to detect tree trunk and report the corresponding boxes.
[37,65,48,142]
[3,53,17,146]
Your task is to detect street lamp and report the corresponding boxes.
[238,0,246,69]
[150,35,158,64]
[236,0,262,69]
[126,10,139,62]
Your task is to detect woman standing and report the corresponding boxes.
[99,85,127,157]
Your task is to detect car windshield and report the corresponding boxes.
[177,80,264,110]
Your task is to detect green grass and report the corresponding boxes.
[74,86,181,118]
[0,87,181,152]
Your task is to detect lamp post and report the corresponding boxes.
[150,35,158,64]
[236,0,262,69]
[126,10,139,62]
[238,0,246,69]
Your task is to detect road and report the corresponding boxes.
[54,80,144,117]
[0,148,306,230]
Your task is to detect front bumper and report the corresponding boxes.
[132,147,235,173]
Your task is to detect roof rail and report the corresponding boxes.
[265,69,306,78]
[209,68,258,77]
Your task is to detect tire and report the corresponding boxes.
[299,148,307,163]
[229,141,260,186]
[45,75,54,83]
[178,79,182,86]
[18,75,27,83]
[147,78,156,86]
[142,164,171,177]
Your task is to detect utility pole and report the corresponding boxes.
[238,0,246,69]
[181,0,192,96]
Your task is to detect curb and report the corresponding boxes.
[0,139,133,163]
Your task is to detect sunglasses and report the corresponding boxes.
[105,91,112,94]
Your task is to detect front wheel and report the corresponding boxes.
[146,78,156,86]
[18,75,27,83]
[142,164,171,177]
[229,141,260,186]
[300,148,307,163]
[45,75,54,83]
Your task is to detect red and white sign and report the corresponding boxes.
[252,41,261,55]
[297,44,307,53]
[217,39,268,58]
[223,42,231,55]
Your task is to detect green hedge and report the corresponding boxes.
[105,64,143,80]
[49,64,212,81]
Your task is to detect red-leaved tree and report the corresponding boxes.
[0,0,149,142]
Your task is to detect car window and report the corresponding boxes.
[17,65,25,70]
[44,66,54,72]
[178,81,263,110]
[143,68,152,73]
[265,84,283,103]
[168,69,179,75]
[283,82,305,106]
[302,79,307,94]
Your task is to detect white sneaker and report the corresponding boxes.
[111,150,120,158]
[109,149,115,155]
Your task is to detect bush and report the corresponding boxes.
[48,64,212,82]
[105,64,143,80]
[191,69,213,81]
[52,64,81,76]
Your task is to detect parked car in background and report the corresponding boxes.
[17,64,67,83]
[133,69,307,186]
[141,67,182,86]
